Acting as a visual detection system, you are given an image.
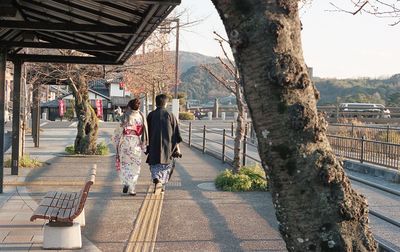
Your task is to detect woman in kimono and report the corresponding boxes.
[112,98,148,196]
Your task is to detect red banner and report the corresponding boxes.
[96,99,103,118]
[119,82,125,90]
[58,99,65,117]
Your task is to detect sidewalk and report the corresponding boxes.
[0,127,286,251]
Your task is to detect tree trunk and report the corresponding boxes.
[233,83,245,172]
[70,76,98,155]
[211,1,376,251]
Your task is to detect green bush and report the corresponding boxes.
[65,145,75,155]
[179,112,195,120]
[65,142,110,155]
[215,164,268,192]
[95,141,110,155]
[4,155,42,168]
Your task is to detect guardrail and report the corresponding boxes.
[327,134,400,170]
[329,123,400,144]
[180,121,400,171]
[180,122,261,167]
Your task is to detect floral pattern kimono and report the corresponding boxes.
[112,110,148,191]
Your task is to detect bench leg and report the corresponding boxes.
[75,208,86,227]
[43,222,82,249]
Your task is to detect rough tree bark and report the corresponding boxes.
[69,75,98,155]
[211,0,377,251]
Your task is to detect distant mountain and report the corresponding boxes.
[176,51,400,106]
[166,51,222,74]
[314,76,400,105]
[179,63,231,102]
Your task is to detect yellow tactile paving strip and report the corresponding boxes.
[125,185,164,252]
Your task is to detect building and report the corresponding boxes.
[40,78,132,121]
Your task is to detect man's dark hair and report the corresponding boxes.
[156,94,168,107]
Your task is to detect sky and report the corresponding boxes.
[174,0,400,79]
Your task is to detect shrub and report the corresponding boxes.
[96,141,110,155]
[179,112,194,120]
[4,155,42,168]
[65,145,75,155]
[65,142,109,156]
[215,164,268,192]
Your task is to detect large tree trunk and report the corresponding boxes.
[211,1,376,251]
[70,76,98,155]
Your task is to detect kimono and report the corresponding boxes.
[112,110,148,191]
[146,107,182,184]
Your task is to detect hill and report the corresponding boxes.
[176,51,400,105]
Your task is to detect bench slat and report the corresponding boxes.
[55,193,68,208]
[44,191,58,198]
[38,197,56,207]
[67,200,75,209]
[49,207,61,220]
[61,198,70,209]
[30,205,50,221]
[57,208,72,222]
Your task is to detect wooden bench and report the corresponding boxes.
[30,164,96,249]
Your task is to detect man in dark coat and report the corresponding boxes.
[146,94,182,194]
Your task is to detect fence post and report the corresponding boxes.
[351,123,354,138]
[222,129,226,163]
[360,136,365,163]
[336,104,339,122]
[242,126,248,166]
[386,125,390,142]
[231,121,234,137]
[202,125,206,154]
[188,122,192,147]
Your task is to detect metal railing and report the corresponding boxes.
[180,121,400,171]
[327,134,400,170]
[180,122,261,167]
[329,123,400,144]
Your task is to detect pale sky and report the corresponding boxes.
[175,0,400,79]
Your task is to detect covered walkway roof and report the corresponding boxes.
[0,0,180,64]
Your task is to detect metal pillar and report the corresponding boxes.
[174,19,179,98]
[32,83,40,147]
[11,59,22,175]
[0,48,6,193]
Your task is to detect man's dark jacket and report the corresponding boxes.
[146,107,182,165]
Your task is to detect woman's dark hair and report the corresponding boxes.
[156,94,168,107]
[127,98,140,110]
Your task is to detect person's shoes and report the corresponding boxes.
[129,191,136,196]
[154,182,162,195]
[122,185,129,194]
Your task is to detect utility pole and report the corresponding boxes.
[174,19,179,99]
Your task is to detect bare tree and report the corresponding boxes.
[330,0,400,25]
[202,32,246,173]
[122,29,175,110]
[26,49,102,155]
[211,1,376,251]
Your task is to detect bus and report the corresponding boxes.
[338,103,390,118]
